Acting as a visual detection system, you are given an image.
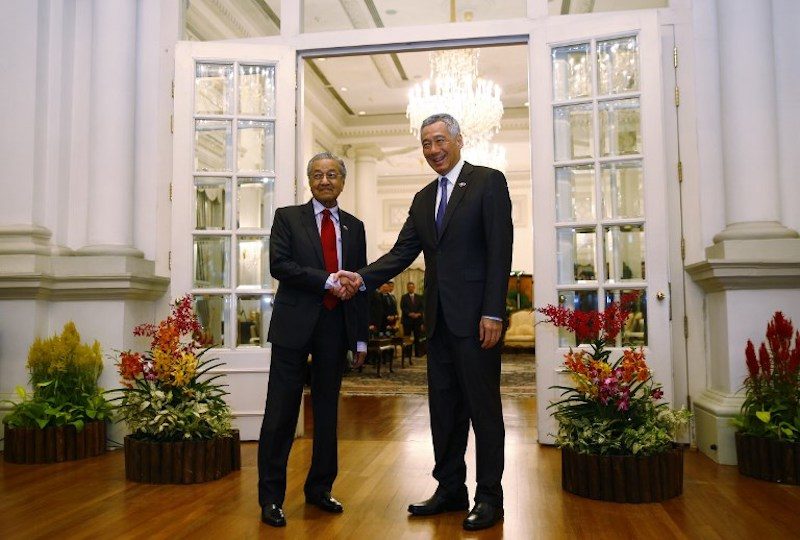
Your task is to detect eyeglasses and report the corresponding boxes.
[311,171,341,181]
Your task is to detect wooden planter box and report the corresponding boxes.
[3,421,107,464]
[561,445,684,503]
[124,430,241,484]
[735,432,800,485]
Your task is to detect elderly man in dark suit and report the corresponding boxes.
[257,152,367,527]
[337,113,513,531]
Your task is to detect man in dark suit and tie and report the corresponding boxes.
[257,152,367,527]
[400,281,424,352]
[338,113,513,531]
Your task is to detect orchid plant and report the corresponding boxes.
[734,311,800,441]
[538,293,690,456]
[109,295,233,441]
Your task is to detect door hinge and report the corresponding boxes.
[673,46,678,69]
[683,315,689,339]
[677,161,683,183]
[169,182,173,202]
[171,80,175,99]
[168,250,172,271]
[674,86,680,107]
[680,237,686,260]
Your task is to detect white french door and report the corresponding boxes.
[531,11,674,443]
[172,42,296,440]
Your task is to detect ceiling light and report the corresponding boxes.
[407,49,507,171]
[340,86,348,92]
[358,111,366,116]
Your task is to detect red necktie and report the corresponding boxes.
[320,209,339,310]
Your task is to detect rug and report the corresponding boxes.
[339,353,536,397]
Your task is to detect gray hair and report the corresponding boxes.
[306,152,347,179]
[420,113,461,138]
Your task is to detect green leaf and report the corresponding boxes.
[35,417,49,429]
[755,410,771,424]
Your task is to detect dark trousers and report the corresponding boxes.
[403,318,424,353]
[426,306,505,507]
[257,304,346,507]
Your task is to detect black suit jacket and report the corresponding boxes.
[360,162,513,338]
[400,292,423,327]
[267,200,368,351]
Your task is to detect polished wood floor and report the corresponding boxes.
[2,395,799,539]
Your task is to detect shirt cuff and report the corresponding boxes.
[357,273,366,292]
[325,273,337,290]
[356,341,366,353]
[483,315,503,322]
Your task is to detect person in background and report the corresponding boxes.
[400,281,425,354]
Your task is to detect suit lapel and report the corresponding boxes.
[339,211,351,269]
[301,200,325,267]
[439,162,473,237]
[422,180,439,242]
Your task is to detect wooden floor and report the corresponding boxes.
[2,395,799,539]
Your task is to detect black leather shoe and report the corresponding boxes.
[463,502,503,531]
[261,504,286,527]
[408,493,469,516]
[305,492,344,513]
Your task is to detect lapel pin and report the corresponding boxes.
[342,224,349,231]
[458,182,466,187]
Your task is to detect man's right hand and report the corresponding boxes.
[332,270,364,299]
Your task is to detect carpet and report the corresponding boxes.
[339,353,536,397]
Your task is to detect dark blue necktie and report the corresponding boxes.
[435,177,448,235]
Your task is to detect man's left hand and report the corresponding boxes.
[479,317,503,349]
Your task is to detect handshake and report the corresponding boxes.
[330,270,364,300]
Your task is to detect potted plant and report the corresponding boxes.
[734,311,800,484]
[3,322,110,463]
[538,294,691,502]
[109,295,241,484]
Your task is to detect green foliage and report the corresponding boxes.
[733,312,800,442]
[553,400,692,456]
[2,323,110,431]
[507,291,532,310]
[108,352,232,441]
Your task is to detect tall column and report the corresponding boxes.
[353,145,383,262]
[713,0,797,243]
[79,0,142,257]
[688,0,800,465]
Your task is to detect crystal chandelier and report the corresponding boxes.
[407,49,507,171]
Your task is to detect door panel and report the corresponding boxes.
[173,42,295,440]
[532,11,672,444]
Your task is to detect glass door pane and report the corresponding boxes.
[551,34,648,346]
[192,59,278,349]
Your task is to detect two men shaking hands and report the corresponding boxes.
[258,112,513,532]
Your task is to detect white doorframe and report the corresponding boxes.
[532,10,675,443]
[173,8,683,443]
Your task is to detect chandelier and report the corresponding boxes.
[406,49,507,171]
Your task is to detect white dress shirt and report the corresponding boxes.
[313,198,366,354]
